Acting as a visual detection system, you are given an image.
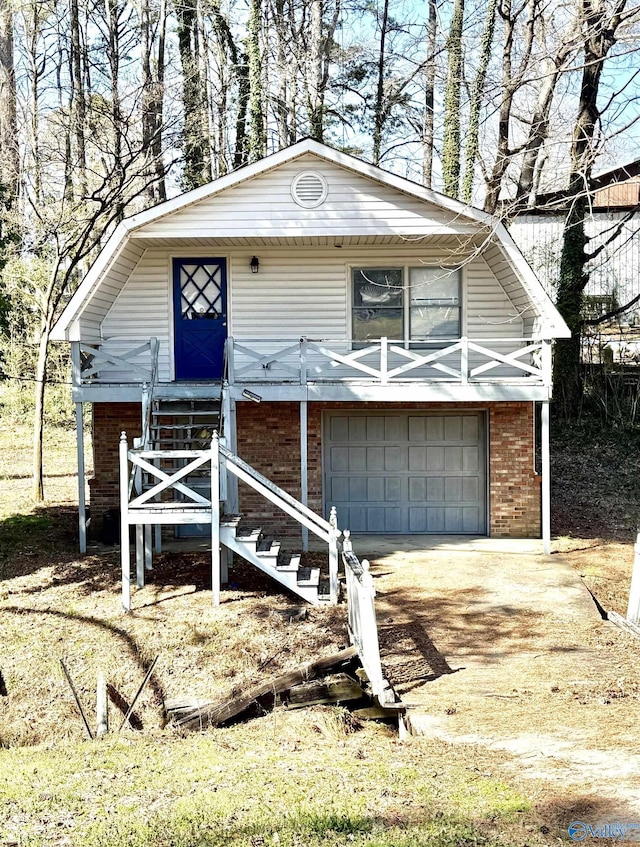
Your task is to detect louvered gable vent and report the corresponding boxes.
[291,171,328,208]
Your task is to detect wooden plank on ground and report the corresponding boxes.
[283,673,364,709]
[172,646,358,729]
[608,611,640,639]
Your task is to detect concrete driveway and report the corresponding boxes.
[349,535,640,816]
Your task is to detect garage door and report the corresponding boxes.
[324,412,486,534]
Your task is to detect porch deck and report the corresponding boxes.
[70,335,553,403]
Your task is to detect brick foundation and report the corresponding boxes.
[90,399,540,541]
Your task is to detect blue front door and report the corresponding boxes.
[173,258,227,380]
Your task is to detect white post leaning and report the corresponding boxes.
[328,506,340,604]
[541,400,551,555]
[119,432,131,611]
[211,432,221,606]
[300,399,309,552]
[626,531,640,623]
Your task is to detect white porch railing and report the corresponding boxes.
[342,531,394,706]
[71,338,159,385]
[228,336,552,385]
[71,336,550,387]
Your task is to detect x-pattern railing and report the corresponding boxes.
[128,449,212,508]
[342,532,393,705]
[77,339,157,383]
[228,336,551,385]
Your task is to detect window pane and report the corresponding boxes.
[410,306,459,339]
[353,308,403,341]
[353,268,403,307]
[409,267,460,339]
[409,267,459,305]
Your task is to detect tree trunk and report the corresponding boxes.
[70,0,87,199]
[442,0,464,198]
[421,0,437,188]
[553,0,627,416]
[461,0,496,204]
[32,322,49,501]
[247,0,266,161]
[306,0,323,141]
[0,0,18,201]
[371,0,390,165]
[176,0,210,188]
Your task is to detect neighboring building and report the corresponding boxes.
[52,139,569,569]
[509,160,640,316]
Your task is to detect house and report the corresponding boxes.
[51,139,569,606]
[509,159,640,316]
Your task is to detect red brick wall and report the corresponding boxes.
[236,400,541,540]
[488,403,540,537]
[90,403,141,530]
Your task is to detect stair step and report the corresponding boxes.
[277,551,301,571]
[236,527,262,546]
[317,577,331,601]
[297,566,320,588]
[221,514,242,528]
[256,538,281,558]
[151,423,219,431]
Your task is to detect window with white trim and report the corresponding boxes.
[352,266,461,343]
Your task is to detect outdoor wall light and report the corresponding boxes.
[242,389,262,403]
[250,256,260,273]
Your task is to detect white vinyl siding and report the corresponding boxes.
[101,249,171,381]
[509,212,640,308]
[77,241,146,342]
[136,155,480,239]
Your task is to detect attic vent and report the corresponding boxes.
[291,171,328,208]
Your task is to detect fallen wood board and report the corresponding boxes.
[107,684,143,731]
[174,646,358,729]
[608,611,640,639]
[352,704,405,721]
[164,696,214,715]
[283,673,364,709]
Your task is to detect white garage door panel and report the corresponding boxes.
[324,412,486,534]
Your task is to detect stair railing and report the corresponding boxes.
[140,337,159,450]
[218,437,340,603]
[341,531,393,704]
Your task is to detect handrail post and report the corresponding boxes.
[226,337,235,385]
[460,336,469,384]
[211,431,221,606]
[149,336,159,378]
[71,341,82,388]
[141,382,150,447]
[300,336,307,386]
[119,432,131,611]
[329,506,340,604]
[380,336,388,384]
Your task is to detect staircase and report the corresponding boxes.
[128,398,335,606]
[219,516,332,605]
[150,397,222,451]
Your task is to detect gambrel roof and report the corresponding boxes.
[52,138,570,341]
